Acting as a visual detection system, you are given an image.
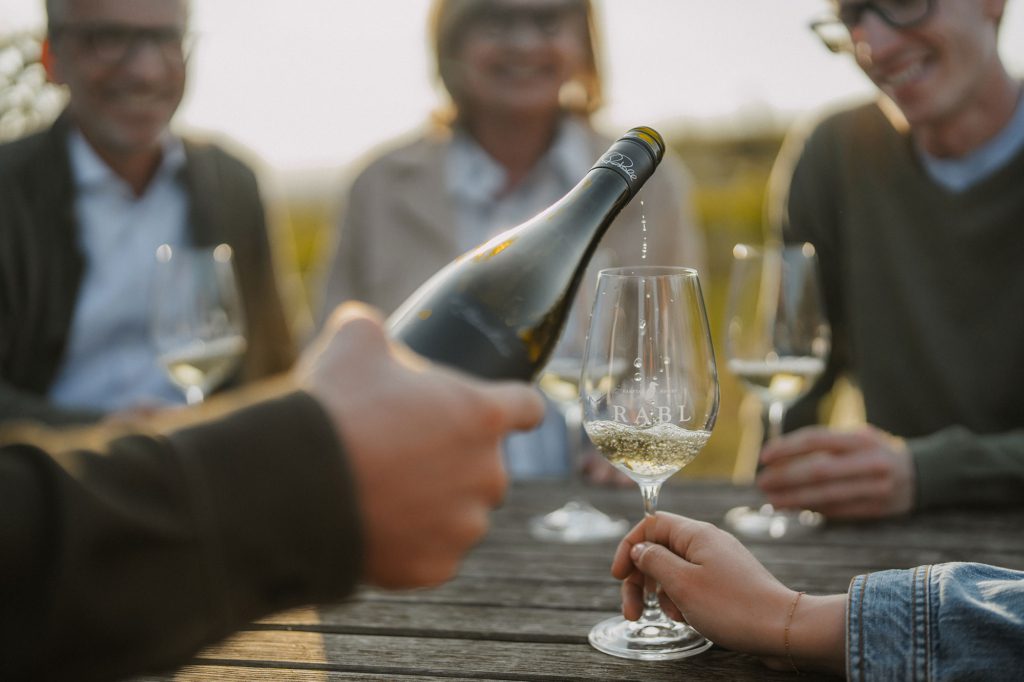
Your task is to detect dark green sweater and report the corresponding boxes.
[774,100,1024,510]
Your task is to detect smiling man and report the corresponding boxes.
[756,0,1024,519]
[0,0,294,428]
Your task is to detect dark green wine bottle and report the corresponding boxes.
[388,126,665,381]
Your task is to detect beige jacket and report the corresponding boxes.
[318,122,705,322]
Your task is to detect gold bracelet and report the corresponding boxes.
[784,591,805,675]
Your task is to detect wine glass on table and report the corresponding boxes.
[528,314,629,543]
[723,243,831,539]
[582,266,719,660]
[151,243,248,406]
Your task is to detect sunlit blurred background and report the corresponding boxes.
[4,0,1023,477]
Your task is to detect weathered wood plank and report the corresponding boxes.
[458,543,1024,580]
[134,665,482,681]
[257,603,614,641]
[179,631,833,681]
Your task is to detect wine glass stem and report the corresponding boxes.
[759,401,787,517]
[639,481,663,619]
[766,400,785,442]
[564,401,583,470]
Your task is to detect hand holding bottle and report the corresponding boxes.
[299,303,545,588]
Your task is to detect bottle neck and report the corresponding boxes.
[589,136,660,198]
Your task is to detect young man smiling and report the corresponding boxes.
[757,0,1024,519]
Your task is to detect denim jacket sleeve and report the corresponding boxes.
[847,562,1024,681]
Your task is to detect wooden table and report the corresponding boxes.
[136,481,1024,681]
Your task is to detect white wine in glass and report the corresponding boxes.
[723,243,831,539]
[582,266,719,660]
[152,244,247,405]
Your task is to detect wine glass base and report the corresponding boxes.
[724,504,824,539]
[529,498,629,543]
[588,614,713,661]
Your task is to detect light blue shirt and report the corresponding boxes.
[446,118,595,479]
[48,130,190,412]
[446,116,593,250]
[918,91,1024,191]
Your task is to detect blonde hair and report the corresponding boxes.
[428,0,603,123]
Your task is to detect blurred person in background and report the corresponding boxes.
[757,0,1024,518]
[317,0,705,481]
[0,0,294,428]
[1,302,545,681]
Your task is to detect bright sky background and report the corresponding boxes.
[5,0,1024,188]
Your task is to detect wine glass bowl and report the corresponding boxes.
[723,243,831,539]
[151,243,247,405]
[581,266,718,660]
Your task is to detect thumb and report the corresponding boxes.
[631,541,691,588]
[484,382,546,432]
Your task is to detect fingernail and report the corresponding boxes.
[631,542,650,561]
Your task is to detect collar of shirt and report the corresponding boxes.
[918,88,1024,192]
[445,117,594,250]
[50,128,191,412]
[68,128,187,197]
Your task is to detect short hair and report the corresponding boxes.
[428,0,603,122]
[45,0,191,36]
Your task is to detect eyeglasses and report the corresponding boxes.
[464,1,586,42]
[50,23,192,67]
[809,0,935,53]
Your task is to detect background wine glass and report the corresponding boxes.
[528,350,629,543]
[151,243,248,406]
[723,243,831,539]
[581,266,719,660]
[530,250,629,543]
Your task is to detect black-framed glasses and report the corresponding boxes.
[809,0,935,53]
[50,23,193,66]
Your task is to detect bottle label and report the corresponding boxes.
[591,138,657,196]
[599,151,638,181]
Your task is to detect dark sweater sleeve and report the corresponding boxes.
[0,390,363,682]
[911,426,1024,510]
[0,379,105,427]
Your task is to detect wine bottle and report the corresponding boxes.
[388,126,666,381]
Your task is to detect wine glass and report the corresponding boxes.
[581,266,719,660]
[723,243,831,539]
[151,243,248,405]
[528,342,629,543]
